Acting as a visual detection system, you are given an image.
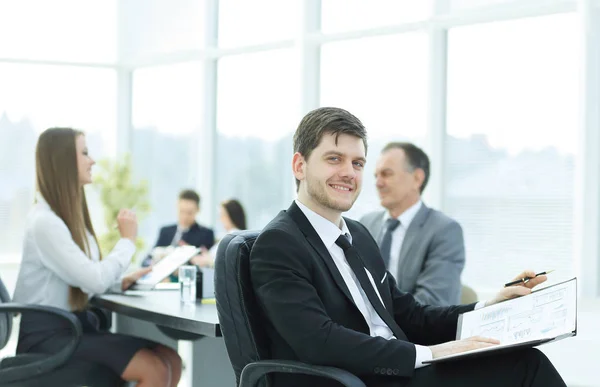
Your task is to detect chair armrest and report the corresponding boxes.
[240,360,366,387]
[0,303,82,384]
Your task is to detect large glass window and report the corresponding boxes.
[321,33,429,220]
[447,0,559,12]
[131,62,204,250]
[118,0,205,61]
[218,0,299,47]
[0,64,116,288]
[0,0,117,63]
[216,49,300,233]
[445,14,578,292]
[321,0,431,34]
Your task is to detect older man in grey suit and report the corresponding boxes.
[360,142,465,306]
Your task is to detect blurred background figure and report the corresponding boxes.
[142,189,214,281]
[191,198,246,268]
[361,142,465,306]
[12,127,181,385]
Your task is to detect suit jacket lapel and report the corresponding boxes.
[397,204,430,279]
[350,223,394,311]
[286,203,356,308]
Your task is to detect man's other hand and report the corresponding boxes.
[429,336,500,359]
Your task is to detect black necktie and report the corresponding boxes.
[379,218,400,268]
[335,234,406,340]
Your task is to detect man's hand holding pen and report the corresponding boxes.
[485,269,548,308]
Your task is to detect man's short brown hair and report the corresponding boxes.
[179,189,200,207]
[293,107,368,190]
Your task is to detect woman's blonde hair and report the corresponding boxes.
[35,127,101,311]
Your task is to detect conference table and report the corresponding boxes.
[91,289,235,386]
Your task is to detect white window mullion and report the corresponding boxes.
[424,27,447,210]
[196,0,218,227]
[116,68,132,157]
[574,0,600,297]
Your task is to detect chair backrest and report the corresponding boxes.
[0,276,13,350]
[460,284,478,304]
[214,231,269,386]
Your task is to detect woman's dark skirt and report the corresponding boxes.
[17,308,160,376]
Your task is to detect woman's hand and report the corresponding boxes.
[121,267,152,291]
[117,208,138,242]
[189,247,213,268]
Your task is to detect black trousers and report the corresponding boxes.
[401,348,565,387]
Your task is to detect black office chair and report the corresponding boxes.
[0,276,123,387]
[214,231,366,387]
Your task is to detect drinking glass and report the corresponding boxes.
[179,265,197,305]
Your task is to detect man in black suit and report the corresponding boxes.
[142,189,214,273]
[250,107,565,387]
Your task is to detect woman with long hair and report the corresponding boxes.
[191,198,247,267]
[13,128,182,386]
[219,199,247,232]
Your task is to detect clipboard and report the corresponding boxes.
[424,278,577,364]
[130,245,200,290]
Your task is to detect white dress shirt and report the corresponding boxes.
[13,195,136,311]
[295,200,433,368]
[382,201,423,277]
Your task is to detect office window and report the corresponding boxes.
[131,62,203,249]
[321,33,429,220]
[445,14,578,292]
[218,0,299,47]
[447,0,568,12]
[0,0,116,63]
[0,64,116,265]
[321,0,431,34]
[216,49,300,232]
[118,0,205,61]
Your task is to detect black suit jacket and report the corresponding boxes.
[250,202,476,387]
[142,222,214,267]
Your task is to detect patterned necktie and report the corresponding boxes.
[379,218,400,268]
[335,234,406,340]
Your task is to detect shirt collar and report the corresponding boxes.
[383,200,423,228]
[295,199,352,248]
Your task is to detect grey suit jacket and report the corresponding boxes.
[360,204,465,306]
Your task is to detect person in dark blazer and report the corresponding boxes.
[250,107,565,387]
[361,143,464,306]
[142,190,214,281]
[152,222,215,252]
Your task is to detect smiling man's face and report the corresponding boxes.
[294,132,366,223]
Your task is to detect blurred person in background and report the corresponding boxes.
[192,198,247,268]
[360,142,465,306]
[13,127,182,386]
[142,189,214,281]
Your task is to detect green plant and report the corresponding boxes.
[93,154,151,261]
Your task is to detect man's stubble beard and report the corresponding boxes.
[306,174,359,213]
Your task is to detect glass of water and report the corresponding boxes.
[179,265,197,305]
